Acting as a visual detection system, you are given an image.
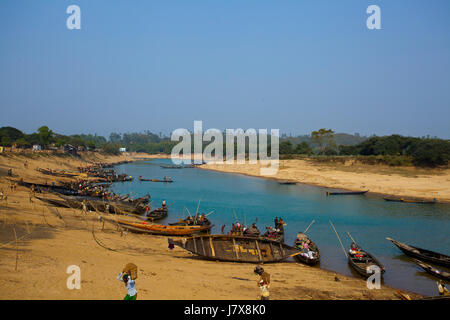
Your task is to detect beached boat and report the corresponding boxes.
[17,180,79,196]
[326,190,368,196]
[169,217,211,227]
[414,259,450,281]
[160,165,183,169]
[386,238,450,268]
[293,232,320,265]
[116,220,212,236]
[383,197,437,204]
[35,196,71,208]
[348,244,385,278]
[168,235,301,263]
[145,207,168,221]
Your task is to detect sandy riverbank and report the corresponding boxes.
[0,153,418,300]
[200,159,450,203]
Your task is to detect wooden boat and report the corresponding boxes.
[116,220,212,236]
[262,227,284,242]
[139,177,173,183]
[348,244,385,278]
[35,196,71,208]
[146,207,168,221]
[326,190,368,196]
[160,165,183,169]
[169,217,212,227]
[278,181,296,185]
[414,259,450,281]
[168,234,301,263]
[383,197,437,204]
[293,232,320,265]
[386,238,450,268]
[17,180,79,196]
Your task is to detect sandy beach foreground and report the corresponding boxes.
[0,153,419,300]
[201,159,450,203]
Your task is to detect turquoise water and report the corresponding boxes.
[111,159,450,296]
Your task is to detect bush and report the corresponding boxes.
[411,139,450,167]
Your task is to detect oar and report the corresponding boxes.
[347,231,357,245]
[233,210,239,224]
[166,201,176,208]
[185,207,192,218]
[194,199,201,223]
[304,220,315,234]
[329,220,348,258]
[205,210,215,217]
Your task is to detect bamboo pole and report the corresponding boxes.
[304,220,315,233]
[329,220,348,258]
[347,231,357,245]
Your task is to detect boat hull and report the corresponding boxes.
[169,235,301,263]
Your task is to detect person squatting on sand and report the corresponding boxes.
[254,266,270,300]
[117,272,138,300]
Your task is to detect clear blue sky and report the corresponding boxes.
[1,0,449,138]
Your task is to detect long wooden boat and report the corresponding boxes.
[326,190,368,196]
[278,181,296,185]
[383,197,437,204]
[117,220,212,236]
[139,177,173,183]
[160,165,183,169]
[17,180,79,196]
[386,237,450,268]
[35,196,71,208]
[348,244,385,278]
[168,234,301,263]
[293,233,320,265]
[414,259,450,281]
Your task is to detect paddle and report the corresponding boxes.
[205,210,215,217]
[194,199,201,223]
[347,231,357,245]
[304,220,315,234]
[329,220,348,258]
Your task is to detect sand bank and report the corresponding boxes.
[200,159,450,203]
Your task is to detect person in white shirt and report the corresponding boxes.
[117,272,138,300]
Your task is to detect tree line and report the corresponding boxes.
[1,126,449,167]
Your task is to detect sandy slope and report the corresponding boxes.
[0,152,417,300]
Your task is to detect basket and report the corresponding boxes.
[123,263,138,280]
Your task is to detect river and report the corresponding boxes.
[110,158,450,296]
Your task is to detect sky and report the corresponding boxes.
[1,0,449,139]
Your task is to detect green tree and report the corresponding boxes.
[279,140,294,154]
[37,126,54,146]
[311,129,335,155]
[295,141,313,155]
[14,138,30,148]
[1,136,11,147]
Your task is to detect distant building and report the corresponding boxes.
[32,145,42,151]
[119,147,127,152]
